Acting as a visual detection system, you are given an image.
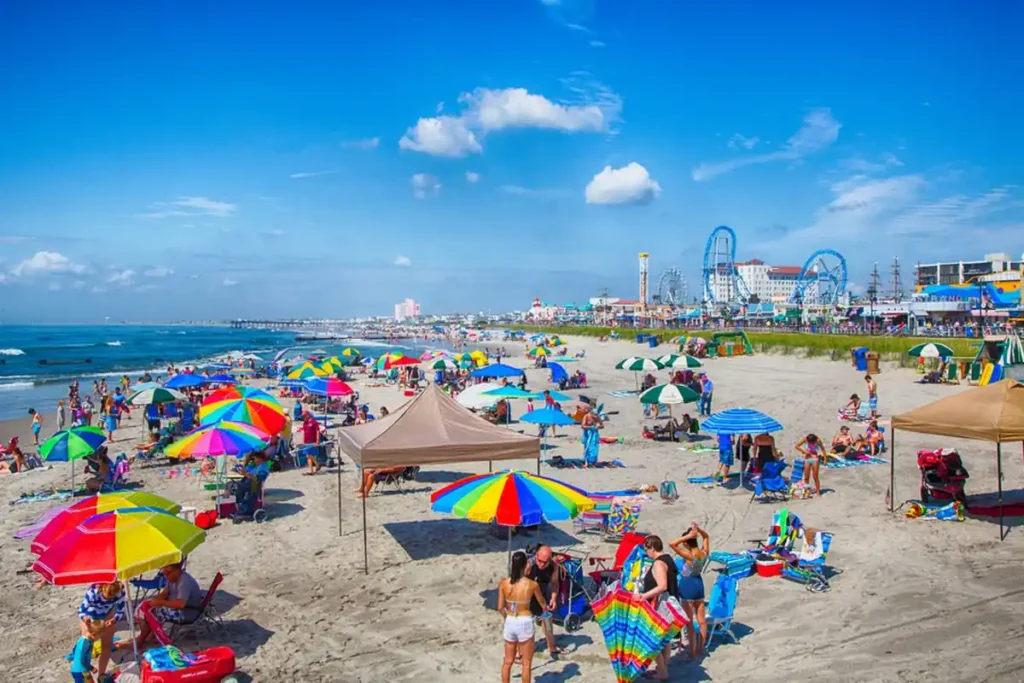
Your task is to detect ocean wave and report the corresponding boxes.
[0,381,34,391]
[0,348,26,356]
[105,341,123,346]
[344,338,410,349]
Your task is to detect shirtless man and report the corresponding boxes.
[831,425,854,455]
[865,374,878,419]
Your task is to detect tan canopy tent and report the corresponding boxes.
[334,384,541,571]
[890,379,1024,539]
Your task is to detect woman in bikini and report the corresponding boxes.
[795,433,823,497]
[498,551,548,683]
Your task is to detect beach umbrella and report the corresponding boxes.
[229,367,255,375]
[655,353,703,369]
[428,357,458,371]
[360,356,375,366]
[207,362,231,371]
[203,373,237,385]
[129,382,161,393]
[375,353,403,370]
[591,588,686,683]
[519,408,576,427]
[320,359,344,375]
[164,421,270,459]
[40,426,107,493]
[287,362,327,380]
[279,377,307,389]
[907,342,955,359]
[702,408,783,435]
[484,386,534,399]
[126,386,186,407]
[199,386,286,435]
[531,390,573,402]
[528,346,551,357]
[241,353,263,362]
[340,348,360,358]
[638,383,700,406]
[456,382,504,409]
[469,363,525,379]
[304,377,355,397]
[615,357,664,372]
[30,492,181,555]
[430,470,594,562]
[385,355,420,369]
[164,373,205,390]
[32,506,205,585]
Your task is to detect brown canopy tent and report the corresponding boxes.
[890,379,1024,539]
[334,384,541,571]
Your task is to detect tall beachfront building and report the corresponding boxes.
[707,259,814,303]
[394,298,421,321]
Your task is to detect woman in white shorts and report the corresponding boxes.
[498,551,548,683]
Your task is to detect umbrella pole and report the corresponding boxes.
[888,430,896,512]
[997,443,1005,541]
[362,488,369,574]
[507,525,512,573]
[125,585,139,664]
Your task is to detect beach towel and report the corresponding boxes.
[142,646,198,672]
[10,490,73,506]
[592,489,642,497]
[686,473,740,484]
[14,504,68,539]
[599,436,624,445]
[544,457,625,469]
[607,390,637,398]
[582,427,600,465]
[824,456,887,469]
[679,444,717,454]
[709,551,754,578]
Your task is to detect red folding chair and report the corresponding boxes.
[586,532,646,589]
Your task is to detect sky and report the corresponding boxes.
[1,0,1022,322]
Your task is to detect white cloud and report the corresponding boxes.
[465,171,481,183]
[590,40,606,48]
[139,196,236,218]
[411,173,442,199]
[840,153,904,173]
[394,255,412,267]
[399,116,482,158]
[0,273,8,285]
[728,134,760,150]
[222,278,238,287]
[10,251,86,277]
[693,108,841,181]
[144,266,173,277]
[585,162,662,205]
[290,170,338,179]
[565,23,590,32]
[499,185,569,198]
[340,137,379,150]
[107,269,136,284]
[399,85,616,157]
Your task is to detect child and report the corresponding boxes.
[715,432,734,484]
[28,408,43,446]
[70,617,104,682]
[57,399,67,432]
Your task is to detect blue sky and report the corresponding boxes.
[1,0,1022,322]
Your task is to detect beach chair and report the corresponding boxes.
[750,460,789,502]
[164,403,180,420]
[968,362,983,384]
[180,406,196,432]
[573,494,614,535]
[166,572,225,641]
[943,362,960,384]
[586,531,646,591]
[100,456,131,492]
[704,575,740,652]
[750,508,802,556]
[374,466,417,493]
[781,531,834,593]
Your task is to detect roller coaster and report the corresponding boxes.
[701,225,847,306]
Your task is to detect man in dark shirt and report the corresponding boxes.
[527,545,564,654]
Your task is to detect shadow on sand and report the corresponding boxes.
[385,519,580,561]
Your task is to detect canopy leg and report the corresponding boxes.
[362,488,369,573]
[997,443,1005,541]
[888,429,896,512]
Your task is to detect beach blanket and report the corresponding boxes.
[9,490,73,506]
[544,458,625,469]
[14,504,68,539]
[607,390,638,398]
[687,473,740,484]
[679,444,717,454]
[824,456,887,469]
[592,489,642,497]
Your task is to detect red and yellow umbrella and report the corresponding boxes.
[385,354,421,369]
[32,507,205,585]
[199,386,286,435]
[31,492,180,555]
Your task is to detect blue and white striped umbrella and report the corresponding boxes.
[701,408,783,435]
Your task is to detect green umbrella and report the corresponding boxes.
[639,383,700,405]
[907,342,955,359]
[126,386,187,406]
[429,358,459,371]
[615,357,664,372]
[656,353,703,369]
[40,426,107,492]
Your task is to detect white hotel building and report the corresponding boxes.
[708,259,814,303]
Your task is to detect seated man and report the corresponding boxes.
[233,451,269,520]
[649,417,680,441]
[128,563,204,649]
[831,425,855,456]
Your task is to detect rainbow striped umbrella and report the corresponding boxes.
[199,386,286,435]
[164,421,270,459]
[287,362,327,380]
[31,492,180,555]
[430,470,594,526]
[32,506,205,585]
[591,588,686,682]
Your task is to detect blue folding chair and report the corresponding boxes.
[751,460,789,501]
[704,574,739,652]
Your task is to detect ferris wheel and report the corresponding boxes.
[655,268,687,305]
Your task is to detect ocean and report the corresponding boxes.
[0,324,427,421]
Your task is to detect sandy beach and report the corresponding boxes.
[3,334,1024,683]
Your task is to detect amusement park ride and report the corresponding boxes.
[700,225,848,308]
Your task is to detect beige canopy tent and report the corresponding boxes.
[890,379,1024,539]
[334,384,541,571]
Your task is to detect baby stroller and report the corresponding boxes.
[550,550,597,632]
[917,448,969,503]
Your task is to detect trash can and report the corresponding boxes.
[866,351,880,374]
[636,334,646,344]
[648,336,659,348]
[853,347,869,372]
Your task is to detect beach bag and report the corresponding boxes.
[660,479,679,503]
[195,510,218,530]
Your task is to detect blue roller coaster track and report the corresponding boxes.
[702,225,750,305]
[790,249,848,306]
